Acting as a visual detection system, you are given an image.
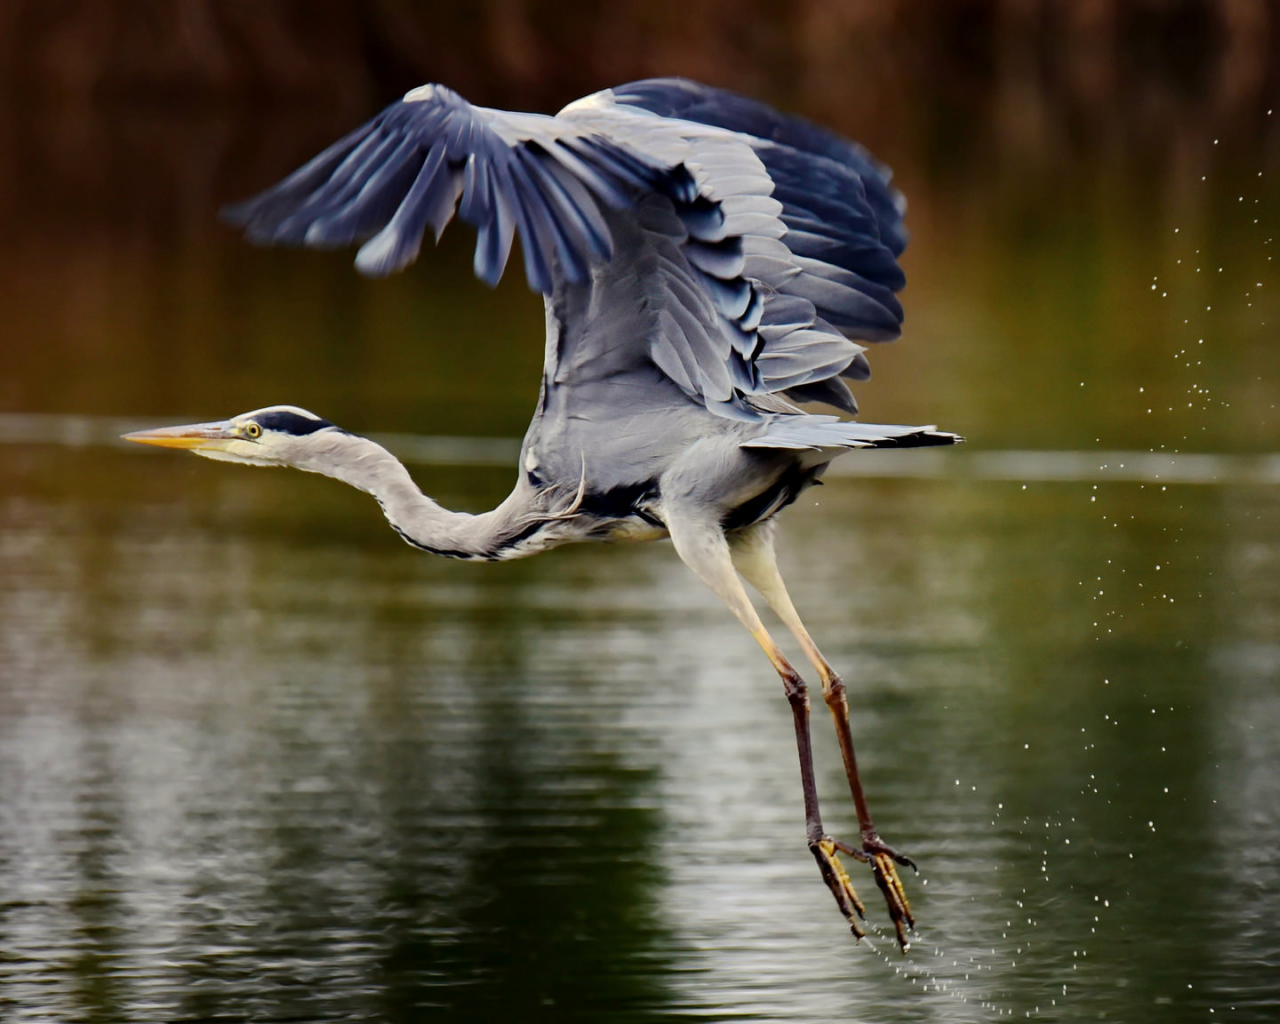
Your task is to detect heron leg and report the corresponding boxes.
[728,521,915,951]
[665,514,867,938]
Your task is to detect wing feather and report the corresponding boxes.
[223,85,671,287]
[224,78,916,423]
[607,76,915,411]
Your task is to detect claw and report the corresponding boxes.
[811,837,867,939]
[870,851,915,952]
[861,835,915,951]
[832,835,917,951]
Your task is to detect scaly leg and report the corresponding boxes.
[729,521,916,951]
[665,513,867,939]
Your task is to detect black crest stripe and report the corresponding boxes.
[254,411,334,435]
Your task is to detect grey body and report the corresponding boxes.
[128,79,957,949]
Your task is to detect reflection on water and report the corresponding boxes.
[2,443,1278,1021]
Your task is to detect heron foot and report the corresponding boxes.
[810,836,867,939]
[830,834,916,952]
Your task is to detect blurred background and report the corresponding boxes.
[1,2,1278,1022]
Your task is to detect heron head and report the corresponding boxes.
[122,405,344,469]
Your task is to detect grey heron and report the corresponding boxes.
[125,78,958,951]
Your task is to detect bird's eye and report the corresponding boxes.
[244,422,262,439]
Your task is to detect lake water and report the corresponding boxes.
[2,85,1279,1023]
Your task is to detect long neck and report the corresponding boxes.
[299,432,548,561]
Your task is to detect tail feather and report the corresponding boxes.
[742,415,962,451]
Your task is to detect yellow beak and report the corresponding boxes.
[121,421,237,450]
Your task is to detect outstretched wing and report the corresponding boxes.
[222,80,909,419]
[222,83,697,293]
[600,78,911,412]
[609,78,907,264]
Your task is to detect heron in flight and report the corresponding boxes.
[125,78,958,951]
